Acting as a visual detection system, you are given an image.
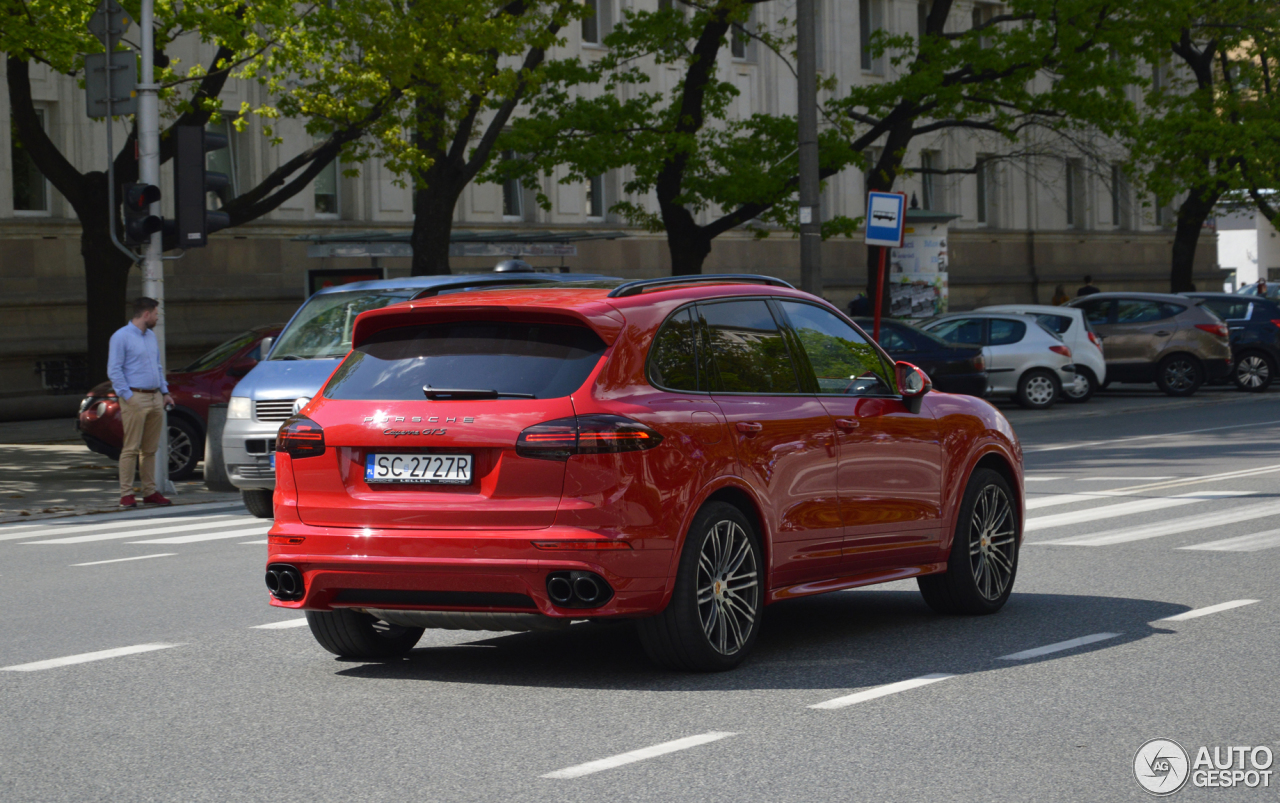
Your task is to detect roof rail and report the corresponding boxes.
[606,274,795,299]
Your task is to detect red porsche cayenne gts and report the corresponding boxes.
[267,276,1023,671]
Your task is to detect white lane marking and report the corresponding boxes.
[252,618,309,629]
[1025,492,1249,533]
[1181,530,1280,552]
[0,503,244,539]
[1023,476,1064,482]
[541,732,738,779]
[20,515,251,544]
[72,553,176,567]
[1077,476,1173,481]
[998,633,1120,661]
[0,643,181,672]
[1026,493,1109,511]
[808,673,956,710]
[1038,499,1280,546]
[241,540,268,545]
[128,525,271,544]
[1025,420,1280,453]
[1156,600,1260,621]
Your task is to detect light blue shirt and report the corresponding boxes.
[107,323,168,400]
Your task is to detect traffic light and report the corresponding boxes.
[172,125,232,248]
[122,183,162,245]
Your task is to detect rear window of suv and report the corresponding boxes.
[323,321,607,401]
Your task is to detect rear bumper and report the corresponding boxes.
[265,522,675,619]
[1204,357,1233,382]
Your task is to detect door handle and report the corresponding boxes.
[835,418,860,431]
[1152,331,1171,337]
[736,421,763,434]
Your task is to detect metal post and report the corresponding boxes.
[137,0,174,494]
[796,0,822,295]
[873,246,886,342]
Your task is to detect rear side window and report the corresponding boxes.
[1034,314,1072,334]
[1202,299,1249,320]
[648,308,700,391]
[989,319,1027,345]
[324,321,606,400]
[1117,299,1183,323]
[777,301,894,395]
[877,325,916,352]
[699,300,801,394]
[926,318,984,345]
[1077,298,1113,326]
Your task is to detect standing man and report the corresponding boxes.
[1076,275,1101,297]
[107,297,174,508]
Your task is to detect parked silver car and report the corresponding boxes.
[977,304,1108,402]
[920,312,1082,409]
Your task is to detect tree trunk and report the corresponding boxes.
[1170,186,1220,292]
[410,158,465,276]
[79,173,136,384]
[659,203,712,275]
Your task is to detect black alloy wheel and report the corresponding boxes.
[637,501,762,671]
[306,609,424,660]
[1233,351,1274,392]
[167,417,201,480]
[1155,354,1203,397]
[918,468,1019,615]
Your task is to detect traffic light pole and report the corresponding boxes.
[137,0,174,495]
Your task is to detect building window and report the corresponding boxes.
[859,0,883,73]
[1155,198,1173,227]
[864,148,883,195]
[313,142,339,217]
[976,157,993,224]
[1110,164,1132,230]
[731,6,755,60]
[587,173,606,220]
[917,1,930,39]
[206,116,242,209]
[502,151,524,220]
[11,108,50,214]
[920,150,939,211]
[582,0,612,45]
[971,3,995,47]
[1066,159,1084,229]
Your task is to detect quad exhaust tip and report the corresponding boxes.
[266,563,305,601]
[545,570,613,609]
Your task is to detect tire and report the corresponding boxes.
[1233,351,1275,392]
[242,488,274,519]
[1155,353,1203,396]
[306,609,424,660]
[1061,367,1097,403]
[636,501,763,672]
[918,468,1019,615]
[167,417,201,481]
[1015,369,1059,409]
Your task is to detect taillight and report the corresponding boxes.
[972,355,985,371]
[276,415,325,459]
[1195,322,1229,339]
[1271,319,1280,329]
[1088,331,1103,351]
[1050,345,1073,358]
[517,415,664,461]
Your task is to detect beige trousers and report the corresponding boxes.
[119,391,164,497]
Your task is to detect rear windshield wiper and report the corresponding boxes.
[422,386,537,400]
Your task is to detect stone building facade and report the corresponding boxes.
[0,0,1221,419]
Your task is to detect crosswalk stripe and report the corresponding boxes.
[1025,491,1250,533]
[128,525,271,544]
[1038,499,1280,546]
[1180,530,1280,553]
[998,633,1120,660]
[0,503,244,539]
[252,618,309,629]
[1,643,181,672]
[1026,493,1110,511]
[21,515,255,544]
[1156,600,1260,621]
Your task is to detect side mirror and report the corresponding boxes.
[258,336,274,358]
[227,359,258,378]
[895,361,932,414]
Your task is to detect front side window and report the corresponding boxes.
[325,321,606,401]
[180,330,259,373]
[779,301,893,395]
[270,291,414,360]
[926,317,985,345]
[989,319,1027,345]
[699,300,801,394]
[648,308,700,391]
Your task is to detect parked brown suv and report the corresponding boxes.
[1068,292,1232,396]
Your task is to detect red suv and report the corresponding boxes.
[268,277,1023,671]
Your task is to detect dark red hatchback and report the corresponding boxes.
[268,277,1023,671]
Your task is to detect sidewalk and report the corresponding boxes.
[0,417,241,524]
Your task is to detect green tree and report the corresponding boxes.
[272,0,584,276]
[2,0,380,382]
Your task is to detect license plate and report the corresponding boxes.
[365,453,473,485]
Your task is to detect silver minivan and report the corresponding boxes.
[920,312,1082,409]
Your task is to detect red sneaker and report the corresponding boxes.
[141,493,172,506]
[120,495,137,508]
